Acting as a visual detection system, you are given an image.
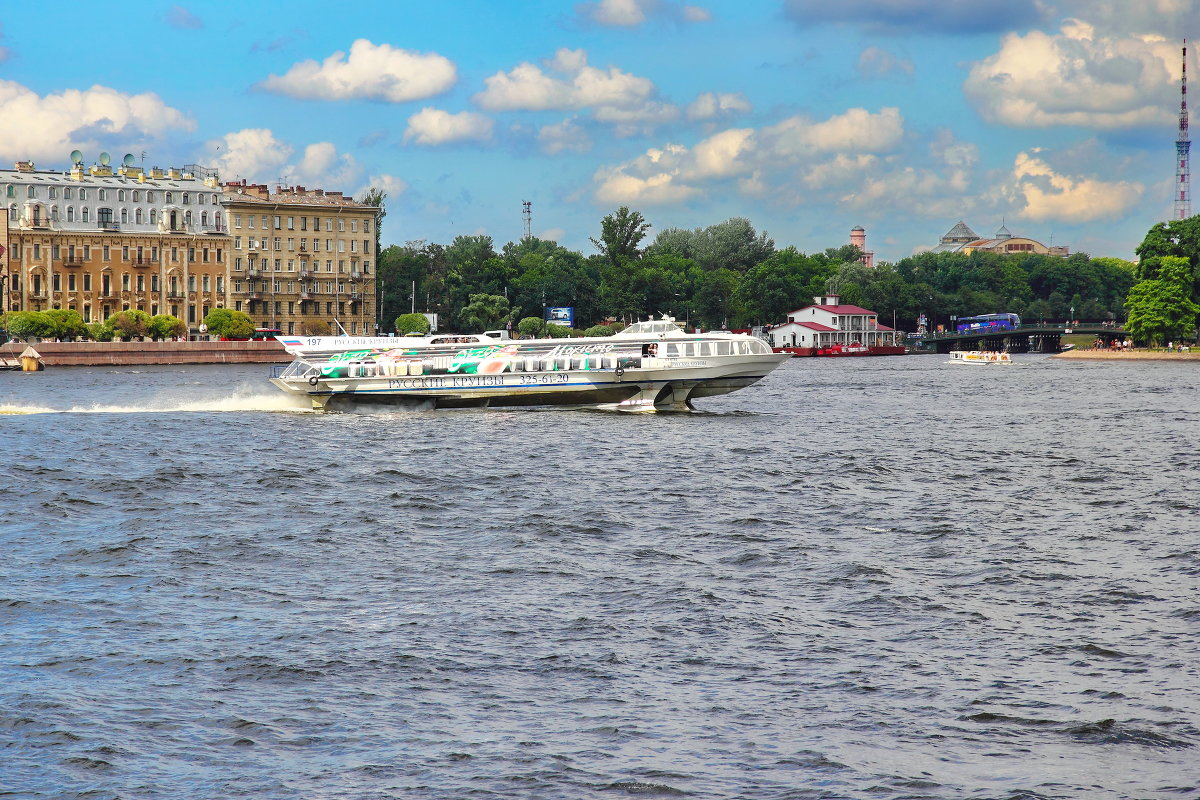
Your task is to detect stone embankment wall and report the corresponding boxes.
[1,341,290,366]
[1053,350,1200,361]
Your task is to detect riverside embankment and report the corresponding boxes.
[1052,349,1200,361]
[0,340,289,366]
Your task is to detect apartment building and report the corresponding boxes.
[223,181,379,336]
[2,157,230,329]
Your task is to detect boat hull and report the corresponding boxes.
[271,356,786,411]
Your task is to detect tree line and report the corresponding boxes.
[377,206,1142,334]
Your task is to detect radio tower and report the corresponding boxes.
[1177,39,1191,220]
[522,200,532,240]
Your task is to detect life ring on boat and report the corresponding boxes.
[614,366,625,380]
[308,375,319,386]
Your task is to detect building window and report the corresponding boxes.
[121,208,128,224]
[182,193,190,204]
[82,207,90,222]
[201,211,208,227]
[98,189,106,201]
[5,185,12,198]
[217,276,224,293]
[150,209,157,224]
[287,216,294,230]
[65,206,73,222]
[53,274,61,291]
[273,215,281,229]
[84,274,92,291]
[203,275,210,291]
[235,214,242,228]
[103,246,110,260]
[117,190,125,201]
[151,275,159,291]
[68,274,77,291]
[137,274,144,291]
[27,186,36,198]
[365,219,371,233]
[235,236,242,249]
[274,259,281,271]
[79,189,87,200]
[338,219,345,232]
[274,237,281,250]
[122,274,131,291]
[165,192,173,203]
[136,208,143,224]
[146,191,155,202]
[132,191,140,202]
[188,248,195,261]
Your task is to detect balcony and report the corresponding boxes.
[299,269,311,279]
[132,258,154,267]
[97,221,120,232]
[202,224,227,234]
[248,268,263,278]
[250,291,262,300]
[63,261,84,268]
[349,271,363,281]
[300,291,313,300]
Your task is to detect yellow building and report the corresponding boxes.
[3,158,230,330]
[222,182,379,336]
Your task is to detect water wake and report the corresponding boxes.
[0,389,312,415]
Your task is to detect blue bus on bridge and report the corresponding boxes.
[956,313,1021,334]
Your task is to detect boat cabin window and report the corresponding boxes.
[664,342,681,357]
[716,341,732,356]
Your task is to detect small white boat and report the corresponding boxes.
[948,350,1012,365]
[269,317,789,411]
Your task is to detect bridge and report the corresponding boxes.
[919,323,1125,354]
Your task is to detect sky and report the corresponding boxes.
[0,0,1194,262]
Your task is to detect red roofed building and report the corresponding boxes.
[767,294,902,354]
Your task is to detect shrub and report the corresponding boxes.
[395,313,431,335]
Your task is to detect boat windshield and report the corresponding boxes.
[619,320,681,336]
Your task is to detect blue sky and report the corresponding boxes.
[0,0,1194,261]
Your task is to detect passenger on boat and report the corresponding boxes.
[644,343,658,357]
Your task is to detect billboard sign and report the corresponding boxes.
[545,307,574,328]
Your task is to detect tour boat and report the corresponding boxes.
[948,350,1013,365]
[270,318,789,411]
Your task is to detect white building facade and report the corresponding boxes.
[767,295,900,349]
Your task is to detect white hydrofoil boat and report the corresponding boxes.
[270,318,788,411]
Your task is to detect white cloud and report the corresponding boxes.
[591,107,907,206]
[259,39,456,102]
[685,128,754,179]
[403,108,494,146]
[292,142,360,186]
[208,132,364,191]
[964,22,1179,129]
[207,128,292,182]
[355,173,408,204]
[856,46,914,78]
[475,48,657,111]
[686,91,752,121]
[0,80,194,164]
[538,118,592,154]
[1008,150,1144,222]
[761,107,905,157]
[576,0,712,27]
[538,227,567,242]
[166,5,202,29]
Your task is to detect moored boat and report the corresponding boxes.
[270,318,789,411]
[948,350,1012,365]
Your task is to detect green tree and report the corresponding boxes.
[394,312,431,335]
[107,310,151,340]
[359,186,387,332]
[44,308,87,340]
[203,308,254,339]
[459,293,517,332]
[590,206,650,268]
[87,321,115,342]
[517,316,544,338]
[6,311,55,340]
[1124,256,1200,345]
[148,314,187,340]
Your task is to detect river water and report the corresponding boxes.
[1,355,1197,799]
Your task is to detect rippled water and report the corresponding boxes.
[2,356,1197,799]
